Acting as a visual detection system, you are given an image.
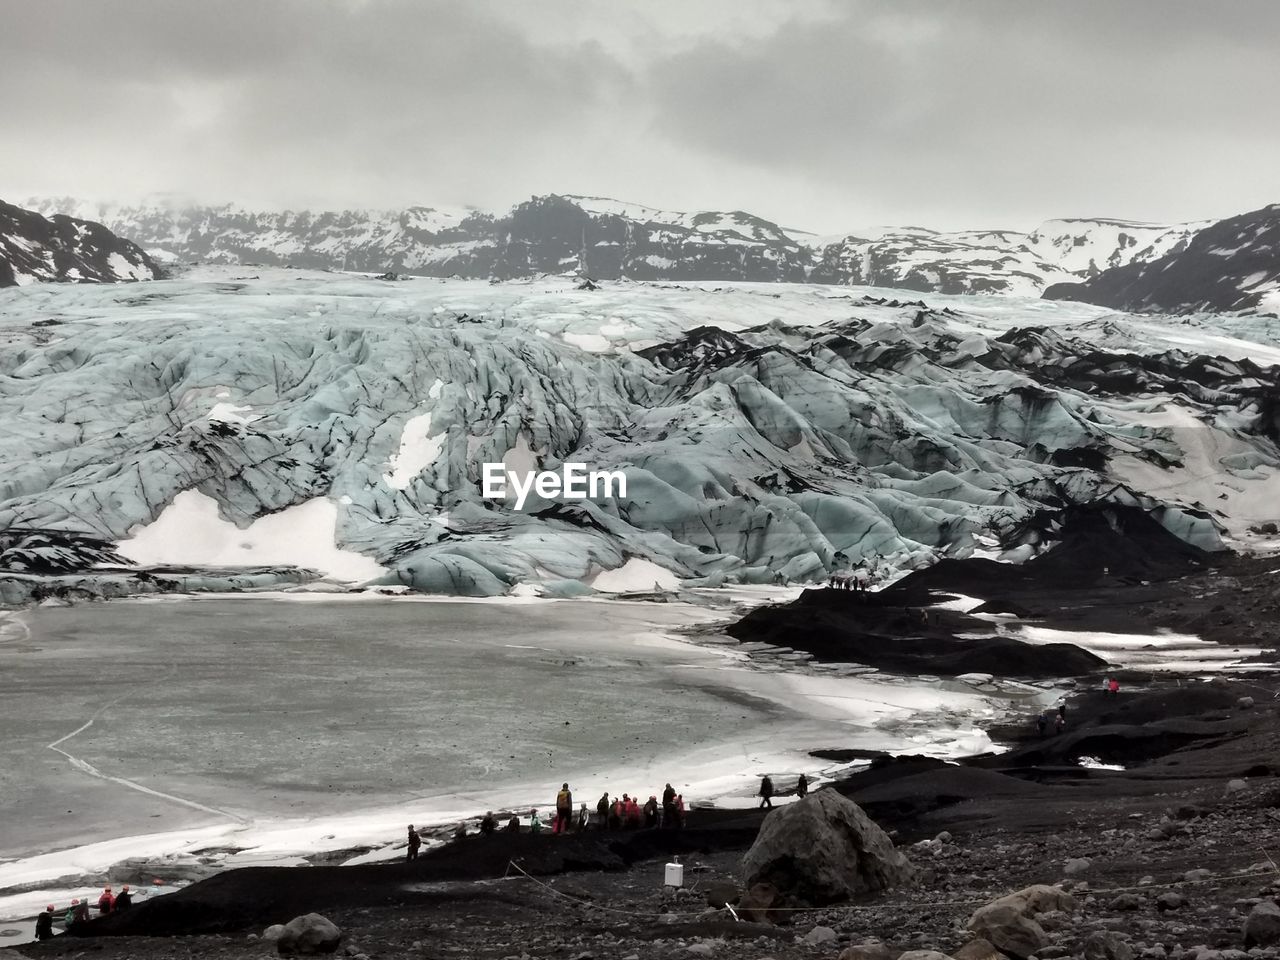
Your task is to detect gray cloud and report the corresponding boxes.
[1,0,1276,231]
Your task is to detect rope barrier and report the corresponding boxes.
[500,860,1278,922]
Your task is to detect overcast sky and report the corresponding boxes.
[2,0,1277,232]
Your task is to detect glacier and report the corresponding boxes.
[0,265,1278,601]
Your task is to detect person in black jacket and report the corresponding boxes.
[796,773,809,798]
[759,775,774,809]
[406,824,421,861]
[662,782,677,828]
[113,885,133,911]
[643,795,659,828]
[35,905,55,941]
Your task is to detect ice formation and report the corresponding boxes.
[0,268,1277,598]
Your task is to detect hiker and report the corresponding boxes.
[1108,677,1120,696]
[554,782,573,834]
[529,809,542,834]
[662,782,677,828]
[505,814,521,833]
[480,811,497,836]
[596,792,609,830]
[577,802,589,831]
[608,796,623,830]
[674,793,686,828]
[643,795,659,828]
[406,824,421,861]
[97,886,114,914]
[759,775,774,809]
[1036,713,1048,738]
[35,905,55,941]
[64,899,89,929]
[114,885,132,911]
[1055,713,1066,735]
[796,773,808,798]
[625,794,642,829]
[453,822,468,840]
[1058,704,1068,723]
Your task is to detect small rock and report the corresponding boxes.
[687,945,715,957]
[738,882,781,924]
[1110,894,1145,912]
[1085,932,1136,960]
[968,903,1050,959]
[840,944,897,960]
[803,925,838,945]
[1238,697,1256,709]
[898,953,952,960]
[953,939,1002,960]
[1157,892,1187,913]
[1226,779,1250,795]
[1065,857,1093,877]
[935,831,954,844]
[1185,869,1213,882]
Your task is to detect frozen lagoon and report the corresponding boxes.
[0,594,1008,909]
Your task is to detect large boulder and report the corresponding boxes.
[967,904,1050,960]
[276,913,342,956]
[1244,901,1280,948]
[741,791,913,905]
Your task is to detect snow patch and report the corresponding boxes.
[116,491,385,583]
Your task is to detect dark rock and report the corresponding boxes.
[840,943,899,960]
[1084,931,1136,960]
[737,882,781,924]
[1110,894,1145,912]
[741,791,913,905]
[1244,902,1280,948]
[704,880,740,909]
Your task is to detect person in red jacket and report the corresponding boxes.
[97,887,115,914]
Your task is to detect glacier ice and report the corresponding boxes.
[0,267,1277,600]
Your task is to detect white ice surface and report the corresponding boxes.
[116,491,386,583]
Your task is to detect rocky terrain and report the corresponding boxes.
[0,200,161,288]
[1045,205,1280,315]
[22,196,1207,297]
[5,533,1278,960]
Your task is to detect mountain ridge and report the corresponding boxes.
[20,194,1204,298]
[0,199,162,288]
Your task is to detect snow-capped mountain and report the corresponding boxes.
[1044,204,1280,314]
[2,268,1277,601]
[0,199,161,288]
[24,194,812,283]
[22,195,1202,296]
[808,220,1203,297]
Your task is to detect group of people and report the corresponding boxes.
[1034,679,1122,737]
[34,886,133,940]
[1035,705,1069,737]
[404,781,694,858]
